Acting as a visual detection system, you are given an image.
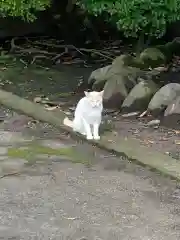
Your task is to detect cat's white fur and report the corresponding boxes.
[63,90,104,140]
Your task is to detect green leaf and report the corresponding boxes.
[78,0,180,39]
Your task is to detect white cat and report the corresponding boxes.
[63,90,104,140]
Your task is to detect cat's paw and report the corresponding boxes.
[86,135,93,140]
[94,135,100,140]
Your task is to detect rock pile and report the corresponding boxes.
[88,45,180,129]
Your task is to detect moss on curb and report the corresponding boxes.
[8,144,91,165]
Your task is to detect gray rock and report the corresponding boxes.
[121,80,158,112]
[146,119,160,126]
[148,83,180,116]
[103,74,137,109]
[162,96,180,128]
[89,54,142,92]
[140,48,166,68]
[101,62,142,109]
[88,65,112,90]
[112,54,133,66]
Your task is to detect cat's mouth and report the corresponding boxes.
[91,104,100,108]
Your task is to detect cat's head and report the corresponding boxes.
[84,90,104,108]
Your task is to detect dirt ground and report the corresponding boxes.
[108,114,180,161]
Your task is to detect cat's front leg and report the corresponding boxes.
[82,118,93,140]
[93,123,100,140]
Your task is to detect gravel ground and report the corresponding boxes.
[0,136,180,240]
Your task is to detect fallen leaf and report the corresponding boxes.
[142,139,154,144]
[175,140,180,145]
[122,112,140,117]
[64,111,71,115]
[133,129,140,134]
[45,106,59,111]
[139,110,147,118]
[153,66,168,72]
[63,216,79,220]
[160,137,168,141]
[33,97,42,103]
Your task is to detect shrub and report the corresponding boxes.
[0,0,51,21]
[77,0,180,39]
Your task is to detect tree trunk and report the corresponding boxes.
[135,34,152,55]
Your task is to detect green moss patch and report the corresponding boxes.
[7,144,91,165]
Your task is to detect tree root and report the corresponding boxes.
[10,37,60,64]
[8,37,115,65]
[30,40,114,60]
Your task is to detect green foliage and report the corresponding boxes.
[78,0,180,38]
[0,0,51,21]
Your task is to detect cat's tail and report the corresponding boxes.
[63,117,73,128]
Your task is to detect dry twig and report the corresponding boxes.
[32,41,114,60]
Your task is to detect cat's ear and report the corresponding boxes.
[99,90,104,96]
[84,91,89,97]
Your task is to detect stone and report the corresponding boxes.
[162,96,180,128]
[140,48,166,68]
[121,80,158,113]
[88,65,112,90]
[112,54,133,66]
[146,119,160,126]
[148,83,180,116]
[89,54,143,92]
[101,63,142,109]
[103,73,137,109]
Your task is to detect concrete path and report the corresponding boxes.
[0,130,179,239]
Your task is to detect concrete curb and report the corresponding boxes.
[64,128,180,181]
[98,133,180,180]
[0,88,178,180]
